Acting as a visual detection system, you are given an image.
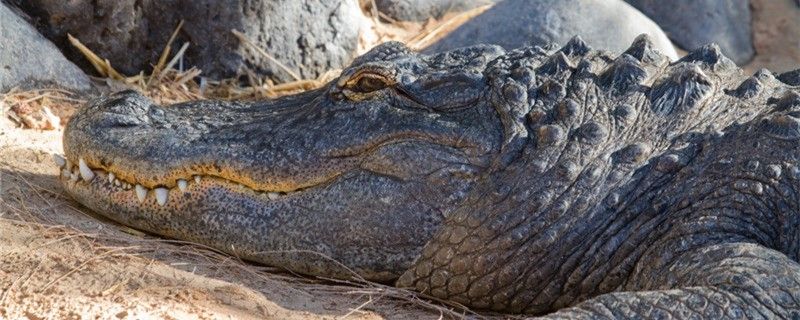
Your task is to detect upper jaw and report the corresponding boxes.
[61,90,345,193]
[54,152,316,208]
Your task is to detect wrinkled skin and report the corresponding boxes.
[62,36,800,318]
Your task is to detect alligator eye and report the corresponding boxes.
[346,73,391,94]
[354,76,389,93]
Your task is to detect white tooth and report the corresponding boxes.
[108,172,115,184]
[267,192,279,200]
[114,179,121,187]
[61,168,70,178]
[69,172,79,182]
[78,158,95,181]
[53,154,66,168]
[194,176,201,183]
[177,179,188,192]
[155,188,168,206]
[135,185,148,202]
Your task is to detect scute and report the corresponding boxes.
[650,64,713,115]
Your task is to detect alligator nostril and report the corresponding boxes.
[95,90,152,115]
[85,90,154,128]
[97,113,143,128]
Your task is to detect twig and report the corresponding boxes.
[67,34,125,80]
[157,42,191,82]
[151,20,186,81]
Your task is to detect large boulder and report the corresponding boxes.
[0,4,89,92]
[626,0,754,64]
[374,0,494,21]
[425,0,678,61]
[15,0,370,82]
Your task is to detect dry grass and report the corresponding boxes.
[2,88,85,130]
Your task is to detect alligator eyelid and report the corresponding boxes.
[394,86,435,112]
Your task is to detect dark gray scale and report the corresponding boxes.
[770,91,800,113]
[612,142,651,165]
[649,63,713,115]
[778,69,800,86]
[600,54,649,95]
[612,104,637,125]
[763,114,800,140]
[729,75,765,99]
[576,121,608,145]
[536,52,575,79]
[677,43,737,73]
[623,34,668,65]
[559,36,591,58]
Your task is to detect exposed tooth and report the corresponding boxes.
[53,154,66,168]
[69,172,79,182]
[177,179,188,192]
[154,188,168,206]
[108,172,115,184]
[61,168,70,178]
[114,179,121,187]
[267,192,279,200]
[78,158,95,181]
[135,185,148,202]
[194,176,201,183]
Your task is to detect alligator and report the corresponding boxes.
[58,35,800,318]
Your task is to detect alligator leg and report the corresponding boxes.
[544,243,800,318]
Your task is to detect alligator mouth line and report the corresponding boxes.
[54,154,324,206]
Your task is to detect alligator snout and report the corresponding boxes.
[81,90,154,128]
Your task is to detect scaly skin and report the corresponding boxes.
[60,36,800,317]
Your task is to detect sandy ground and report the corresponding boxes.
[1,1,800,319]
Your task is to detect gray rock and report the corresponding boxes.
[374,0,494,21]
[425,0,678,61]
[16,0,369,82]
[626,0,753,64]
[0,3,90,92]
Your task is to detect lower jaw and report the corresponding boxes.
[59,168,406,282]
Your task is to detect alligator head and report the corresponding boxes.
[60,42,511,281]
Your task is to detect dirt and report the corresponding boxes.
[1,1,800,319]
